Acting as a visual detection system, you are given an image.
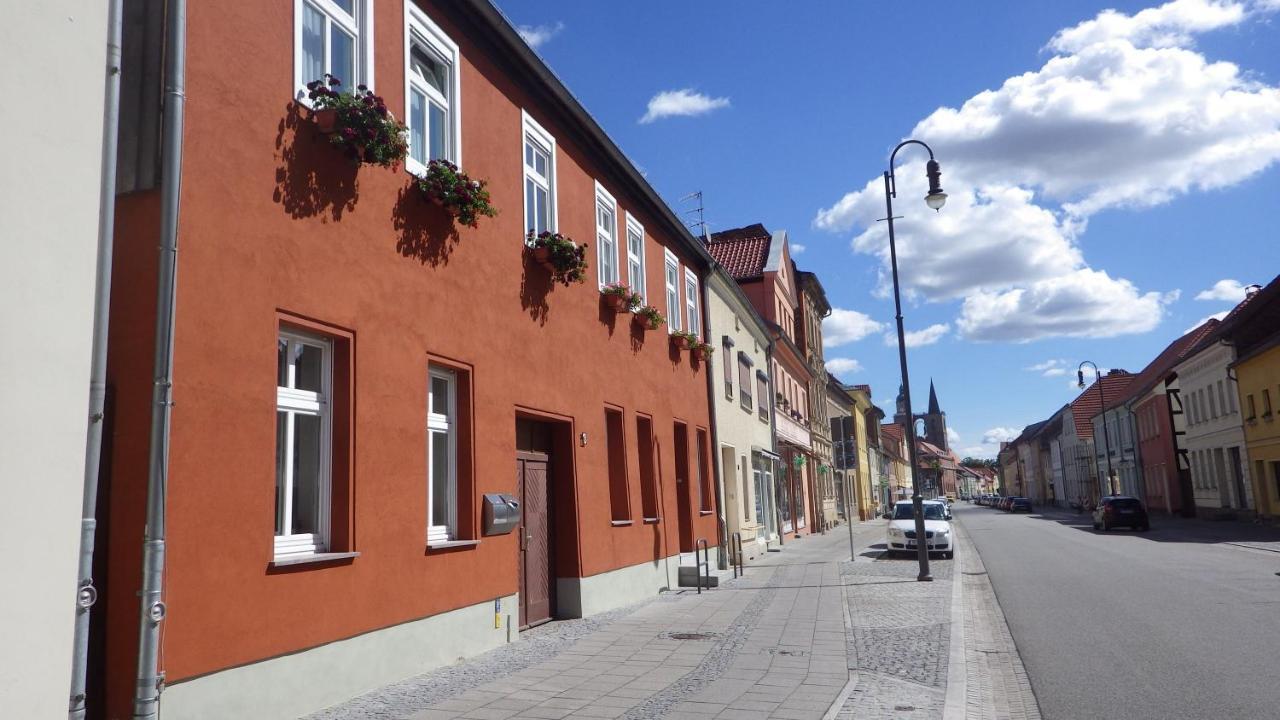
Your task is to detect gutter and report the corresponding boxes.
[69,0,123,716]
[701,277,728,570]
[133,0,185,716]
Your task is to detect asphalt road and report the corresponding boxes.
[956,503,1280,720]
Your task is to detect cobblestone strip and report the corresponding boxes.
[833,550,951,719]
[954,524,1042,720]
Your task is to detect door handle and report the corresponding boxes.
[519,527,527,551]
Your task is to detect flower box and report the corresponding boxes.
[526,231,588,286]
[634,306,665,331]
[414,159,497,228]
[304,75,408,168]
[313,108,338,134]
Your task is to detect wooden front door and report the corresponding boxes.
[673,422,693,552]
[517,451,552,628]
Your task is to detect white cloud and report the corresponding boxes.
[791,243,807,255]
[1185,310,1230,332]
[958,269,1177,342]
[885,323,950,348]
[516,21,565,49]
[1195,278,1249,301]
[639,89,730,124]
[1047,0,1247,53]
[1027,359,1070,376]
[824,308,886,347]
[983,427,1021,444]
[825,358,864,375]
[813,0,1280,342]
[947,428,962,446]
[961,445,996,459]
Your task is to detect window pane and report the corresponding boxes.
[534,151,547,177]
[275,411,288,535]
[535,187,549,233]
[429,101,446,160]
[277,338,289,387]
[410,89,426,164]
[431,430,450,527]
[294,342,323,392]
[302,3,325,84]
[525,143,534,169]
[330,24,355,84]
[292,413,323,536]
[525,179,537,233]
[410,43,447,95]
[629,258,641,286]
[431,375,450,416]
[331,0,354,16]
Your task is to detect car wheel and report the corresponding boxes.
[945,551,954,559]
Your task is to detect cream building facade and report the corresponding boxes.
[1177,332,1253,516]
[707,265,780,560]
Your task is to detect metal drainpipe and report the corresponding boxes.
[702,278,728,571]
[69,1,123,716]
[133,0,185,716]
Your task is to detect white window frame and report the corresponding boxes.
[595,182,619,289]
[684,268,700,339]
[404,3,461,176]
[521,111,558,237]
[275,330,333,558]
[664,249,682,333]
[294,0,375,103]
[427,366,458,542]
[625,212,647,304]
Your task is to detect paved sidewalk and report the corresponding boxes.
[308,520,1039,720]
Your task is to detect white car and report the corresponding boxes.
[884,500,954,559]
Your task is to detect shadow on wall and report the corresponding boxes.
[273,102,359,221]
[630,320,647,354]
[392,184,460,266]
[520,253,552,325]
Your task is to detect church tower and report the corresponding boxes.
[923,380,948,451]
[893,384,911,428]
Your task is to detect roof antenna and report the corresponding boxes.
[680,191,708,242]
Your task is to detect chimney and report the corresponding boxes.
[1245,284,1262,297]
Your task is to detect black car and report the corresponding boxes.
[1009,497,1033,513]
[1092,495,1150,531]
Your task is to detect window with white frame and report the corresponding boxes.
[522,113,556,235]
[427,366,457,542]
[595,184,619,288]
[664,250,681,332]
[405,5,459,173]
[275,330,332,557]
[295,0,371,99]
[684,269,700,339]
[625,214,646,302]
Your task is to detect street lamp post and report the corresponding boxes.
[1078,361,1115,497]
[882,140,947,582]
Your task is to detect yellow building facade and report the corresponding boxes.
[1237,343,1280,520]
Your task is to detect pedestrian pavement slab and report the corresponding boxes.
[309,519,1040,720]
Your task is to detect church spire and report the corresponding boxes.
[928,380,941,415]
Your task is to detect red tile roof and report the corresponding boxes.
[1104,319,1221,411]
[1070,373,1134,438]
[707,224,771,279]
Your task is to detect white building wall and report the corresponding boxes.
[1176,342,1253,514]
[0,3,109,717]
[706,273,776,554]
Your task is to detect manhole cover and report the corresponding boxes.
[667,632,716,641]
[767,649,807,656]
[895,705,916,712]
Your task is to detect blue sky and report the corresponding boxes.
[496,0,1280,458]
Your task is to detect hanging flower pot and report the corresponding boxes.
[671,331,697,351]
[634,306,665,331]
[526,231,588,286]
[601,283,642,314]
[313,108,338,134]
[414,159,498,228]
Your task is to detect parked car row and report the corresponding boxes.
[973,494,1033,512]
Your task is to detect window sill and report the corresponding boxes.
[427,539,480,551]
[643,517,661,524]
[611,520,633,527]
[269,551,360,569]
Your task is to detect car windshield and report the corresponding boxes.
[1109,498,1142,509]
[893,504,946,520]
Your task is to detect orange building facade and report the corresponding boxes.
[95,2,717,717]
